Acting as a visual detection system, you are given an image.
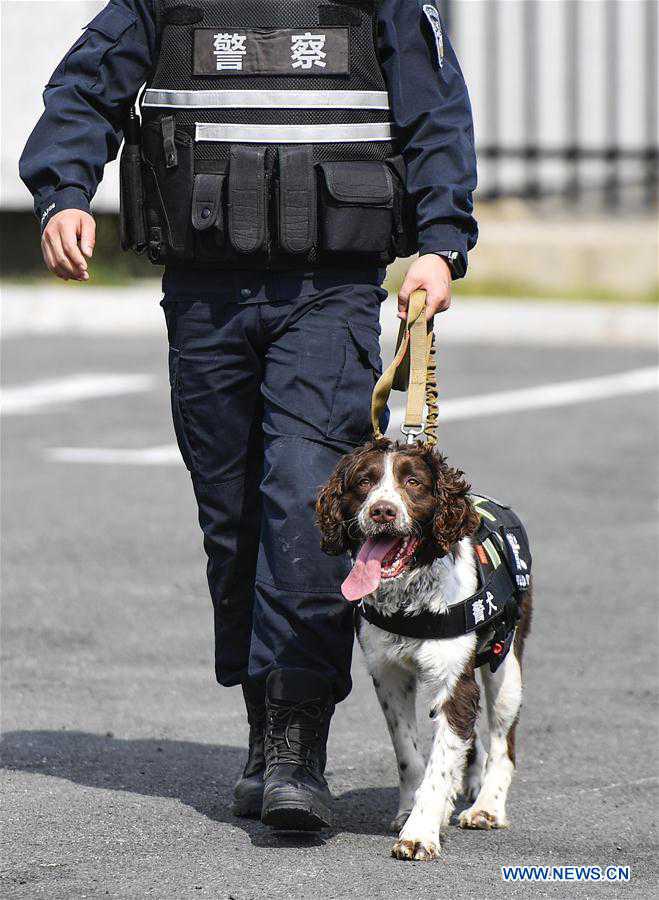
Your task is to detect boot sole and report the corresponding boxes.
[262,798,332,831]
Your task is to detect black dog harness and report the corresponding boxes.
[358,494,532,672]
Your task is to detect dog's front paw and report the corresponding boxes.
[458,807,508,830]
[389,810,411,834]
[391,838,441,862]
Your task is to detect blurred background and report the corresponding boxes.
[1,3,658,897]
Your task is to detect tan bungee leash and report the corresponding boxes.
[371,289,438,446]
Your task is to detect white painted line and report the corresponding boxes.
[46,444,181,465]
[2,284,656,346]
[388,366,659,431]
[1,374,156,415]
[44,366,659,466]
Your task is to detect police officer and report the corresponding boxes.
[20,0,477,831]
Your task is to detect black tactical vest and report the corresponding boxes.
[119,0,418,269]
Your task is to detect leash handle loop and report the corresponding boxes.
[371,289,438,446]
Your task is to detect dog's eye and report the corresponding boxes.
[358,476,371,487]
[406,477,420,487]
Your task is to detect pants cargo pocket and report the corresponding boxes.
[171,349,247,483]
[287,325,345,437]
[318,161,394,256]
[328,322,382,444]
[168,347,195,472]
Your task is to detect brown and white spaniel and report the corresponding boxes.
[316,438,532,862]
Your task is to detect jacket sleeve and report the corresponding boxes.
[19,0,156,232]
[377,0,478,277]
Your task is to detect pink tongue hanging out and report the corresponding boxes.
[341,537,400,602]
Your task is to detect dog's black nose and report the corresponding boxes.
[369,502,397,523]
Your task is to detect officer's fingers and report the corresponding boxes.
[426,289,451,318]
[438,292,451,312]
[426,294,451,319]
[46,228,78,280]
[60,224,90,280]
[79,213,96,258]
[60,225,89,276]
[41,232,70,280]
[41,238,61,277]
[54,222,88,281]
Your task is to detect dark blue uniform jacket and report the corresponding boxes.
[19,0,478,276]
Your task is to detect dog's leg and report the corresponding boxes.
[369,664,426,834]
[459,650,522,830]
[392,654,479,861]
[463,703,487,802]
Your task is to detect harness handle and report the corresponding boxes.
[371,289,438,446]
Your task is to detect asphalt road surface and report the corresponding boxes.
[2,315,658,899]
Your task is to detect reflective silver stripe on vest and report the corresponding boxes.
[195,122,394,144]
[143,89,391,110]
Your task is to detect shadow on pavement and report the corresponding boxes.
[1,730,396,846]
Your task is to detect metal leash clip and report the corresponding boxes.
[400,424,425,444]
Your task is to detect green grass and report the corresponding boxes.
[3,266,159,287]
[452,279,659,304]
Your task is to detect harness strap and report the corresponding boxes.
[371,289,438,446]
[358,564,516,641]
[357,496,530,671]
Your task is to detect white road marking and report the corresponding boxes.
[389,365,659,431]
[1,374,155,415]
[44,366,659,465]
[46,444,181,465]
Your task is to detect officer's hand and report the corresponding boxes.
[398,254,452,320]
[41,210,95,282]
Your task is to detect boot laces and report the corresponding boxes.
[267,697,326,769]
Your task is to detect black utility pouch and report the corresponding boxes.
[318,161,394,255]
[277,146,316,255]
[228,146,267,255]
[190,168,229,262]
[142,115,194,261]
[191,172,227,240]
[119,141,147,253]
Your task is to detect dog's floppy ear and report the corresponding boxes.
[315,454,352,555]
[424,449,480,555]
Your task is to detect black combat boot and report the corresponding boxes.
[232,680,266,818]
[261,668,335,831]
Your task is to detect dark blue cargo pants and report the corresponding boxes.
[162,269,387,702]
